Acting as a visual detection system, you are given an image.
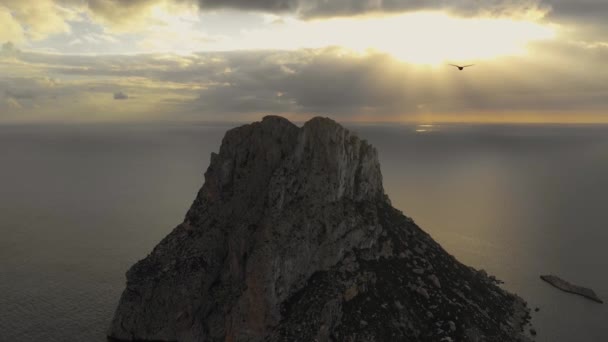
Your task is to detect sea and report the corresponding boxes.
[1,122,607,342]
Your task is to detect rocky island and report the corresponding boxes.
[540,275,603,303]
[108,116,532,342]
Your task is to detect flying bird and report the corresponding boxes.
[449,64,474,71]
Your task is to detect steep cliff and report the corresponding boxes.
[108,116,531,342]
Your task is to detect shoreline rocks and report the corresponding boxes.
[540,275,603,303]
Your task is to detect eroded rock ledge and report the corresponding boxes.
[108,116,531,342]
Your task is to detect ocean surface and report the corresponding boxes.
[1,122,607,342]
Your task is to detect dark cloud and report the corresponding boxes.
[545,0,607,23]
[543,0,608,41]
[303,0,549,19]
[113,91,129,100]
[54,0,550,23]
[196,0,549,18]
[193,0,549,19]
[196,0,296,12]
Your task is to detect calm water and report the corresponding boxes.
[1,122,607,341]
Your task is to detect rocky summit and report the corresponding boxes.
[108,116,531,342]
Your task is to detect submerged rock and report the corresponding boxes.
[108,116,532,342]
[540,275,603,303]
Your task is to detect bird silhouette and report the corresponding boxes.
[449,64,474,71]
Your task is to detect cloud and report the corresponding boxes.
[1,42,18,55]
[113,91,129,100]
[1,77,59,100]
[178,45,608,119]
[81,0,174,31]
[543,0,608,42]
[0,0,196,43]
[3,96,22,109]
[194,0,550,19]
[0,0,606,124]
[2,0,606,59]
[2,40,608,122]
[0,0,78,40]
[2,0,555,23]
[0,0,554,45]
[545,0,607,23]
[196,0,296,12]
[0,8,26,43]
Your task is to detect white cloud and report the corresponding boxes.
[0,7,26,43]
[0,0,78,41]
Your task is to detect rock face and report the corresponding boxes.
[108,116,531,342]
[540,275,603,303]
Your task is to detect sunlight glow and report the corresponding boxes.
[119,7,557,63]
[219,12,557,65]
[415,124,440,133]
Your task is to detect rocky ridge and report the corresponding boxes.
[108,116,532,342]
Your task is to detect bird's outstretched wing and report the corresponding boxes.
[463,64,475,68]
[448,64,461,68]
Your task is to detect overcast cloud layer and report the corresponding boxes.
[1,0,608,122]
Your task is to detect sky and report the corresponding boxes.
[0,0,607,123]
